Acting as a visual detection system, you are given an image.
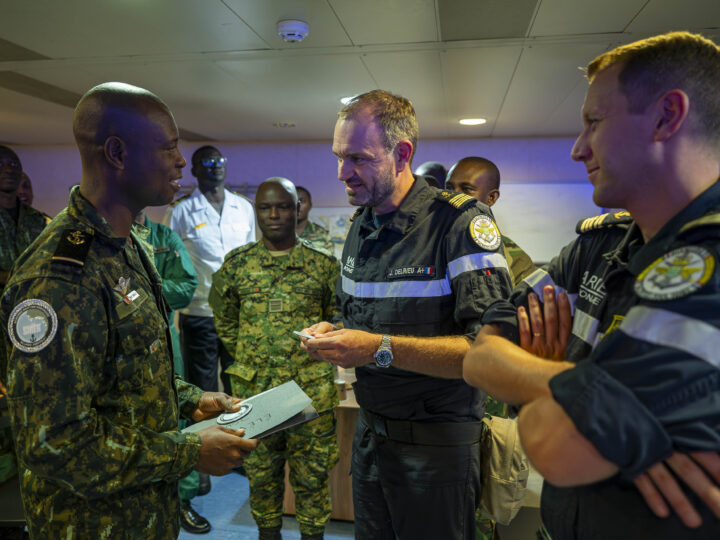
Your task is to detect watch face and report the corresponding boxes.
[374,349,393,368]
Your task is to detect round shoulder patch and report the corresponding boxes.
[8,299,58,353]
[635,246,715,301]
[469,214,501,251]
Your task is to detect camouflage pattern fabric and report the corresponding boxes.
[502,235,536,287]
[1,187,204,539]
[210,240,340,534]
[299,221,334,257]
[0,201,46,484]
[0,201,47,277]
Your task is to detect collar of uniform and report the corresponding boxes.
[256,238,305,269]
[132,220,151,243]
[627,177,720,275]
[66,186,125,248]
[357,177,429,235]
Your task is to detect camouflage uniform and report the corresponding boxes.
[299,220,334,256]
[1,187,204,539]
[0,201,47,278]
[502,235,535,287]
[210,239,340,535]
[0,201,47,485]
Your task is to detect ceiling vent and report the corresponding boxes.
[277,19,309,43]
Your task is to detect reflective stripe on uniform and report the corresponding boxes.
[619,305,720,369]
[341,274,452,298]
[447,252,508,280]
[341,251,506,299]
[522,268,578,313]
[571,308,600,345]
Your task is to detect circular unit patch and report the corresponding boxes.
[469,214,501,251]
[217,403,253,425]
[635,245,715,301]
[8,299,58,353]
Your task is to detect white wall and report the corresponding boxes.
[14,136,598,262]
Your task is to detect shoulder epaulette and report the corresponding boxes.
[224,241,257,262]
[349,208,363,222]
[51,229,94,267]
[230,190,254,204]
[169,192,191,207]
[436,190,476,211]
[679,212,720,234]
[576,211,633,234]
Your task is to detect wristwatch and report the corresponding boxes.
[373,334,393,368]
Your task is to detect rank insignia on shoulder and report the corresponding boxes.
[438,191,475,210]
[8,299,58,353]
[169,192,191,207]
[469,215,501,251]
[52,229,93,266]
[576,211,632,233]
[635,245,715,301]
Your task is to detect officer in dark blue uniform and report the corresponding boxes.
[301,90,516,540]
[464,31,720,539]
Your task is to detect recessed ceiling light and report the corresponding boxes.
[459,118,487,126]
[340,96,356,105]
[272,122,296,128]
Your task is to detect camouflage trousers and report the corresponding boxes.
[244,410,339,535]
[475,396,509,540]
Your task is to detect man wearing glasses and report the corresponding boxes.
[164,145,255,531]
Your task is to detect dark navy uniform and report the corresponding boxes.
[338,179,516,540]
[504,181,720,539]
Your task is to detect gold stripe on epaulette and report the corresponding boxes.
[169,193,191,207]
[580,213,609,233]
[447,193,474,209]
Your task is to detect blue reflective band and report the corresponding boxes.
[619,305,720,369]
[522,268,578,313]
[341,251,507,299]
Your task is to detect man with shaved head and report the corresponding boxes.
[0,82,257,539]
[447,156,536,286]
[210,177,340,540]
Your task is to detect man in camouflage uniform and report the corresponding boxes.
[211,178,340,540]
[0,82,256,539]
[0,146,47,289]
[0,146,47,487]
[447,156,535,286]
[296,185,334,256]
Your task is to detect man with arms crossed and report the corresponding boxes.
[301,90,516,539]
[464,32,720,539]
[1,82,257,539]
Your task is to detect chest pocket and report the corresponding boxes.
[238,284,324,319]
[112,288,170,393]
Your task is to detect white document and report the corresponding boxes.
[182,380,318,439]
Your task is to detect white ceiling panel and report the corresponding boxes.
[529,0,647,36]
[222,0,352,48]
[627,0,720,34]
[441,46,523,137]
[493,43,608,137]
[1,0,266,58]
[330,0,439,45]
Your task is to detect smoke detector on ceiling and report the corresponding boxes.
[277,19,309,43]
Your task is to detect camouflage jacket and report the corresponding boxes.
[210,240,340,413]
[0,187,204,539]
[0,201,47,277]
[502,235,536,287]
[299,220,334,256]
